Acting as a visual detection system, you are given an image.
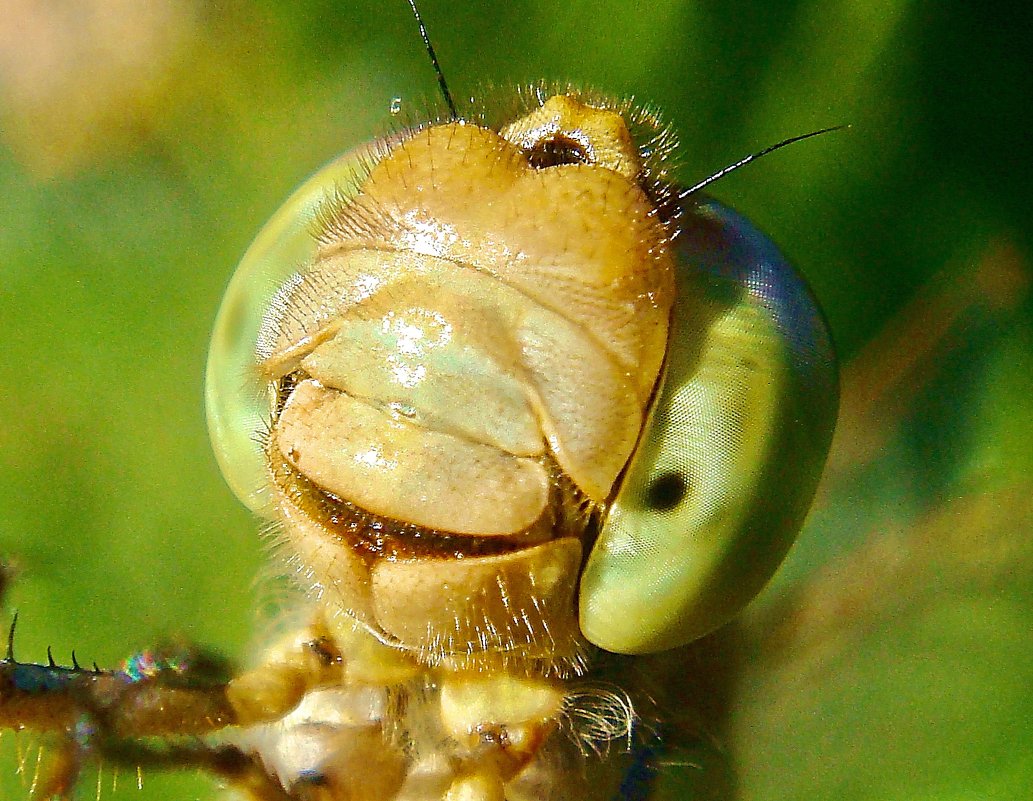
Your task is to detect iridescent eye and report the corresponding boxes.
[579,197,838,654]
[205,141,389,513]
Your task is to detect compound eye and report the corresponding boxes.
[579,197,838,654]
[204,140,387,513]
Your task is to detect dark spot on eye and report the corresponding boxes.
[644,472,688,512]
[525,135,590,169]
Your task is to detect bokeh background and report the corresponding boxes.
[1,0,1031,798]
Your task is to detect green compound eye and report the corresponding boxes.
[205,141,388,514]
[579,197,838,655]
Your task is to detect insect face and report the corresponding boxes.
[207,91,682,673]
[207,85,837,668]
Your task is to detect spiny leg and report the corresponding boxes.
[0,567,286,799]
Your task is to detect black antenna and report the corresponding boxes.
[405,0,458,119]
[6,612,17,661]
[680,125,845,198]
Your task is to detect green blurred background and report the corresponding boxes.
[0,0,1030,798]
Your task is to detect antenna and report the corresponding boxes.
[6,612,17,661]
[680,126,846,198]
[405,0,458,119]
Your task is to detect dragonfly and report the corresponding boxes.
[1,0,838,796]
[1,1,1031,800]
